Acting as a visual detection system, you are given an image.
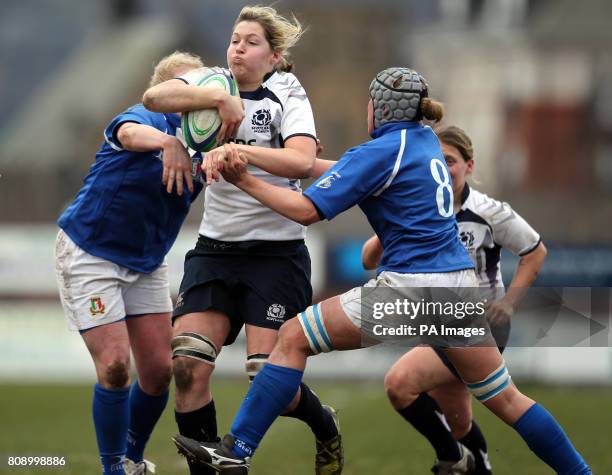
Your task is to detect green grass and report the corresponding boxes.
[0,380,610,474]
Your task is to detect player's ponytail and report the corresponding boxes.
[235,5,306,73]
[420,97,444,123]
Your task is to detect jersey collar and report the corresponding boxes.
[460,182,471,205]
[239,70,277,100]
[370,121,421,139]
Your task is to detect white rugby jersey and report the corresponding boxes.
[179,68,317,241]
[457,184,541,288]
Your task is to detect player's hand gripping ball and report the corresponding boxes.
[182,68,239,152]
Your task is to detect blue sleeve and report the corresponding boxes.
[304,141,394,220]
[103,104,167,150]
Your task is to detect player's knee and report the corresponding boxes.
[384,367,406,405]
[447,412,472,439]
[171,331,217,392]
[141,361,172,395]
[384,365,421,408]
[277,320,309,355]
[173,356,200,392]
[103,358,130,389]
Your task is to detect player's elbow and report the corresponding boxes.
[295,204,320,226]
[116,124,135,149]
[301,156,317,179]
[288,161,314,179]
[287,154,315,179]
[362,255,376,271]
[142,87,164,112]
[361,237,382,270]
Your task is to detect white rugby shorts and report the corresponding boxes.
[54,229,173,331]
[339,269,479,328]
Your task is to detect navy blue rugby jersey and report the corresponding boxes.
[305,121,473,275]
[58,104,202,273]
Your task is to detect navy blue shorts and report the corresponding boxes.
[173,236,312,345]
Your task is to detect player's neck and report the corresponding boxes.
[238,80,263,92]
[453,189,463,214]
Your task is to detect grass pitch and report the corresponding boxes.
[1,380,610,474]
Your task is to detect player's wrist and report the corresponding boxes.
[234,144,248,158]
[161,134,181,150]
[235,172,254,189]
[213,89,230,108]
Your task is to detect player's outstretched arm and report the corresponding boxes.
[362,234,383,270]
[221,144,320,225]
[143,79,227,112]
[233,135,316,179]
[488,242,547,324]
[311,158,336,179]
[116,123,193,195]
[238,174,319,225]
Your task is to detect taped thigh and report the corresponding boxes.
[465,360,512,402]
[298,303,334,355]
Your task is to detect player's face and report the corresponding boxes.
[228,21,280,89]
[441,142,473,193]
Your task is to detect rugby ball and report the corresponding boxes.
[182,68,239,152]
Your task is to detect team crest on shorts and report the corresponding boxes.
[459,230,475,250]
[89,297,106,316]
[175,292,184,309]
[266,303,286,322]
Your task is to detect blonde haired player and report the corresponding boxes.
[144,6,342,475]
[54,51,242,475]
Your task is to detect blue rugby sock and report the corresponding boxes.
[93,384,129,474]
[513,403,591,475]
[230,363,303,458]
[126,382,169,463]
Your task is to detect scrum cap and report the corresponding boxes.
[369,67,429,128]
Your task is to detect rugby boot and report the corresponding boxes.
[124,458,156,474]
[315,405,344,474]
[173,433,250,474]
[431,444,476,475]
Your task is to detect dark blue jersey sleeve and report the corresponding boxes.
[103,104,167,151]
[304,140,395,220]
